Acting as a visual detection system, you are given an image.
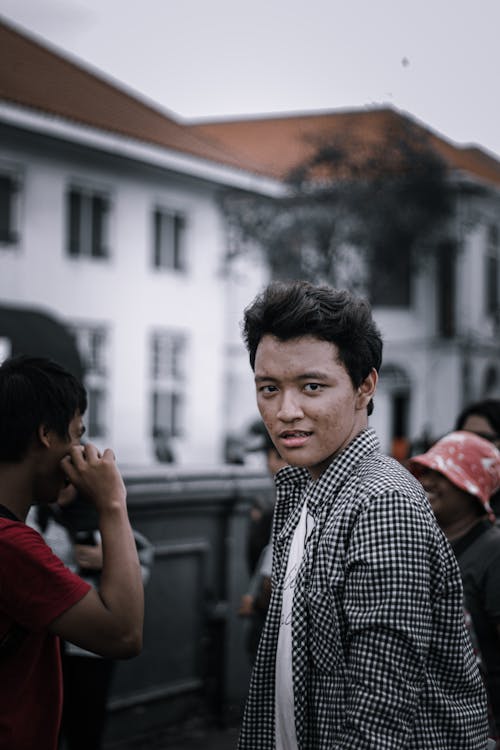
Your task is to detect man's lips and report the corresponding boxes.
[279,430,312,448]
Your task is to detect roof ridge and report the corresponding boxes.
[187,105,396,126]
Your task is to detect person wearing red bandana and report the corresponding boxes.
[409,431,500,742]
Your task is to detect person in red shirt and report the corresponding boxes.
[0,355,144,750]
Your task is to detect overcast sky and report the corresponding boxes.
[2,0,500,158]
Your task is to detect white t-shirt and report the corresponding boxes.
[275,500,315,750]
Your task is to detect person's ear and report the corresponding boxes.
[37,424,53,449]
[356,368,378,410]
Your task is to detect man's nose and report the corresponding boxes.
[277,391,304,421]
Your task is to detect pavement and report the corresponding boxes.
[105,719,240,750]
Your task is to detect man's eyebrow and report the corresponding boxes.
[297,371,329,380]
[254,371,329,382]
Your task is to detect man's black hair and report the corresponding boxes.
[242,280,383,415]
[0,355,87,462]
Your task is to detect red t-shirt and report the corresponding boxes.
[0,517,91,750]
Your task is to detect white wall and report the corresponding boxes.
[0,133,239,467]
[2,127,500,467]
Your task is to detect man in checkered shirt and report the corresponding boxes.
[237,280,490,749]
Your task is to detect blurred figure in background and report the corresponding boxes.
[456,399,500,517]
[239,421,286,663]
[409,431,500,744]
[153,427,175,464]
[29,486,153,750]
[243,420,279,574]
[455,399,500,450]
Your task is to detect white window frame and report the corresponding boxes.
[70,322,110,439]
[152,206,187,271]
[66,183,111,259]
[150,329,187,439]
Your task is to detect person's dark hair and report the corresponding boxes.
[242,280,383,415]
[455,399,500,436]
[0,355,87,462]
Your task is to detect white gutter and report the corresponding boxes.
[0,101,285,197]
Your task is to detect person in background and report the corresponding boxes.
[455,399,500,516]
[455,400,500,450]
[409,431,500,744]
[0,355,144,750]
[153,427,175,463]
[29,487,154,750]
[237,280,488,750]
[239,421,287,662]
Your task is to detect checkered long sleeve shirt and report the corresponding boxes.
[238,429,489,749]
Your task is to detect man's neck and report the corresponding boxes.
[0,464,34,522]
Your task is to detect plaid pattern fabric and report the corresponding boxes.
[238,429,489,749]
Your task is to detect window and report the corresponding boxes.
[483,365,499,397]
[379,364,411,461]
[66,187,110,258]
[485,225,499,316]
[369,246,411,307]
[436,240,456,338]
[150,330,186,440]
[0,171,21,245]
[70,324,109,438]
[153,208,186,270]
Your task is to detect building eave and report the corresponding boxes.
[0,100,285,197]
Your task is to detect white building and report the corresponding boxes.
[1,19,499,465]
[192,111,500,455]
[0,19,278,466]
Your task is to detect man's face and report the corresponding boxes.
[35,411,85,504]
[254,335,375,480]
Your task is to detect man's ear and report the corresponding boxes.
[356,368,378,410]
[37,424,53,449]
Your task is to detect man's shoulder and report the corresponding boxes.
[0,517,41,541]
[336,450,438,533]
[0,519,62,564]
[337,429,422,495]
[355,450,425,500]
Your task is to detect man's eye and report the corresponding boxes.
[259,384,277,394]
[304,383,322,392]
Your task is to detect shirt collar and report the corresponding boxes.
[275,427,380,512]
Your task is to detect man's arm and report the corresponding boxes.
[48,444,144,659]
[337,492,460,744]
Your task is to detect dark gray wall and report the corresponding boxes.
[104,465,273,744]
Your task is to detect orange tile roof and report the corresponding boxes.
[0,18,262,174]
[189,109,500,187]
[2,17,500,189]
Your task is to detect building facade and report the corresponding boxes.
[193,113,500,454]
[1,19,500,465]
